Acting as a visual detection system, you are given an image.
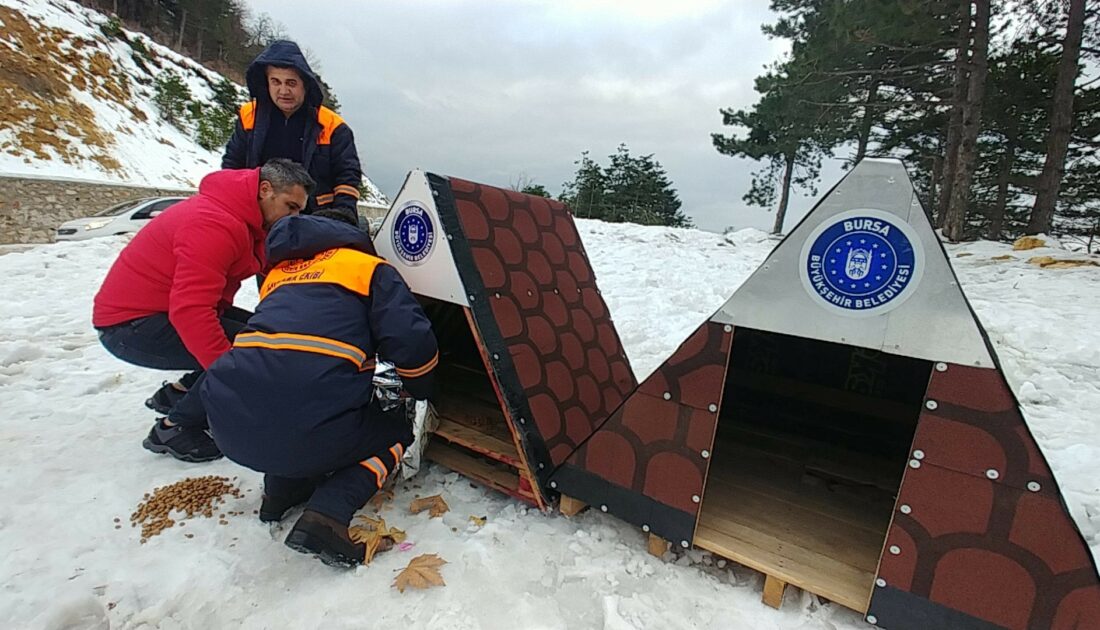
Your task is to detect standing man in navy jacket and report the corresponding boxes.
[222,40,363,226]
[201,214,438,567]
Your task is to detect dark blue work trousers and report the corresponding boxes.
[264,400,413,524]
[96,306,252,427]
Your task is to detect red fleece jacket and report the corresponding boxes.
[93,169,267,368]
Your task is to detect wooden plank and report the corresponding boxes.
[762,574,787,609]
[425,441,537,504]
[559,494,587,517]
[462,309,548,510]
[695,448,884,613]
[694,519,873,613]
[710,443,896,534]
[647,533,669,558]
[434,417,522,469]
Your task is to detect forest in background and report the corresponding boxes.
[715,0,1100,250]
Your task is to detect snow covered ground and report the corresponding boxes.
[0,222,1097,628]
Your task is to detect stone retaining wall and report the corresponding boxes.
[0,175,193,244]
[0,174,390,244]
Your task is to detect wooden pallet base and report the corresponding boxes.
[693,441,891,613]
[559,494,587,517]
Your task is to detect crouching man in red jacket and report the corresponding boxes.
[93,159,312,462]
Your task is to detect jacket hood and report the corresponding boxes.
[197,168,264,236]
[266,215,377,264]
[246,40,323,109]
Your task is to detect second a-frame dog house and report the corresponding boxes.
[550,159,1100,628]
[373,170,637,509]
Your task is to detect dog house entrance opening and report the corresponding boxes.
[695,328,931,613]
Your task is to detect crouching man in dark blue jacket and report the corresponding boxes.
[200,213,438,567]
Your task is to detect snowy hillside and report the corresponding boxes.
[0,221,1097,628]
[0,0,386,204]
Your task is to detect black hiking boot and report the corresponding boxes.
[142,419,222,463]
[260,477,323,523]
[285,510,374,568]
[145,381,188,415]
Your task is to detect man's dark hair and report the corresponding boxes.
[260,159,315,195]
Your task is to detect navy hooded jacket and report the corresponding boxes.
[221,40,363,226]
[200,215,438,477]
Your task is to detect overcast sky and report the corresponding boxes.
[248,0,847,233]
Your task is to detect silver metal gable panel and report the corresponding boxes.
[371,169,470,306]
[713,158,993,367]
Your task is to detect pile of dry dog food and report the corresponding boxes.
[129,475,244,542]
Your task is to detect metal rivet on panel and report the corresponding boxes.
[925,400,938,410]
[663,392,671,401]
[723,325,732,333]
[701,450,710,459]
[899,504,912,515]
[680,540,690,549]
[642,524,650,532]
[913,450,925,460]
[527,290,533,296]
[986,469,1000,480]
[935,362,948,372]
[554,289,559,294]
[691,495,700,503]
[875,578,886,588]
[889,545,901,555]
[447,234,454,241]
[1027,481,1041,492]
[538,463,545,470]
[550,481,557,489]
[492,353,499,360]
[518,417,526,424]
[908,459,921,469]
[469,295,476,301]
[600,505,608,512]
[708,404,718,413]
[867,615,878,625]
[494,292,500,299]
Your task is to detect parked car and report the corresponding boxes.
[55,197,185,241]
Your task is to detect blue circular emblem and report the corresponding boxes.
[800,209,924,316]
[392,202,436,266]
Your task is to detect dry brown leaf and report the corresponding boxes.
[349,516,407,564]
[469,515,487,527]
[410,494,450,518]
[1013,235,1047,251]
[370,489,395,511]
[991,254,1014,261]
[955,252,973,257]
[393,553,447,592]
[1027,256,1099,269]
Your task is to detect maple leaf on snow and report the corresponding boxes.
[409,494,449,518]
[349,515,406,564]
[393,553,447,593]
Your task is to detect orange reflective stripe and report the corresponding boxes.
[316,106,344,145]
[333,185,360,198]
[395,352,439,379]
[388,442,404,464]
[260,248,386,300]
[315,193,335,206]
[359,457,387,488]
[233,331,371,370]
[239,101,256,130]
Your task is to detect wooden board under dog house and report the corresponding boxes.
[549,159,1100,629]
[372,170,638,510]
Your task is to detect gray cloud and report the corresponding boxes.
[249,0,846,232]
